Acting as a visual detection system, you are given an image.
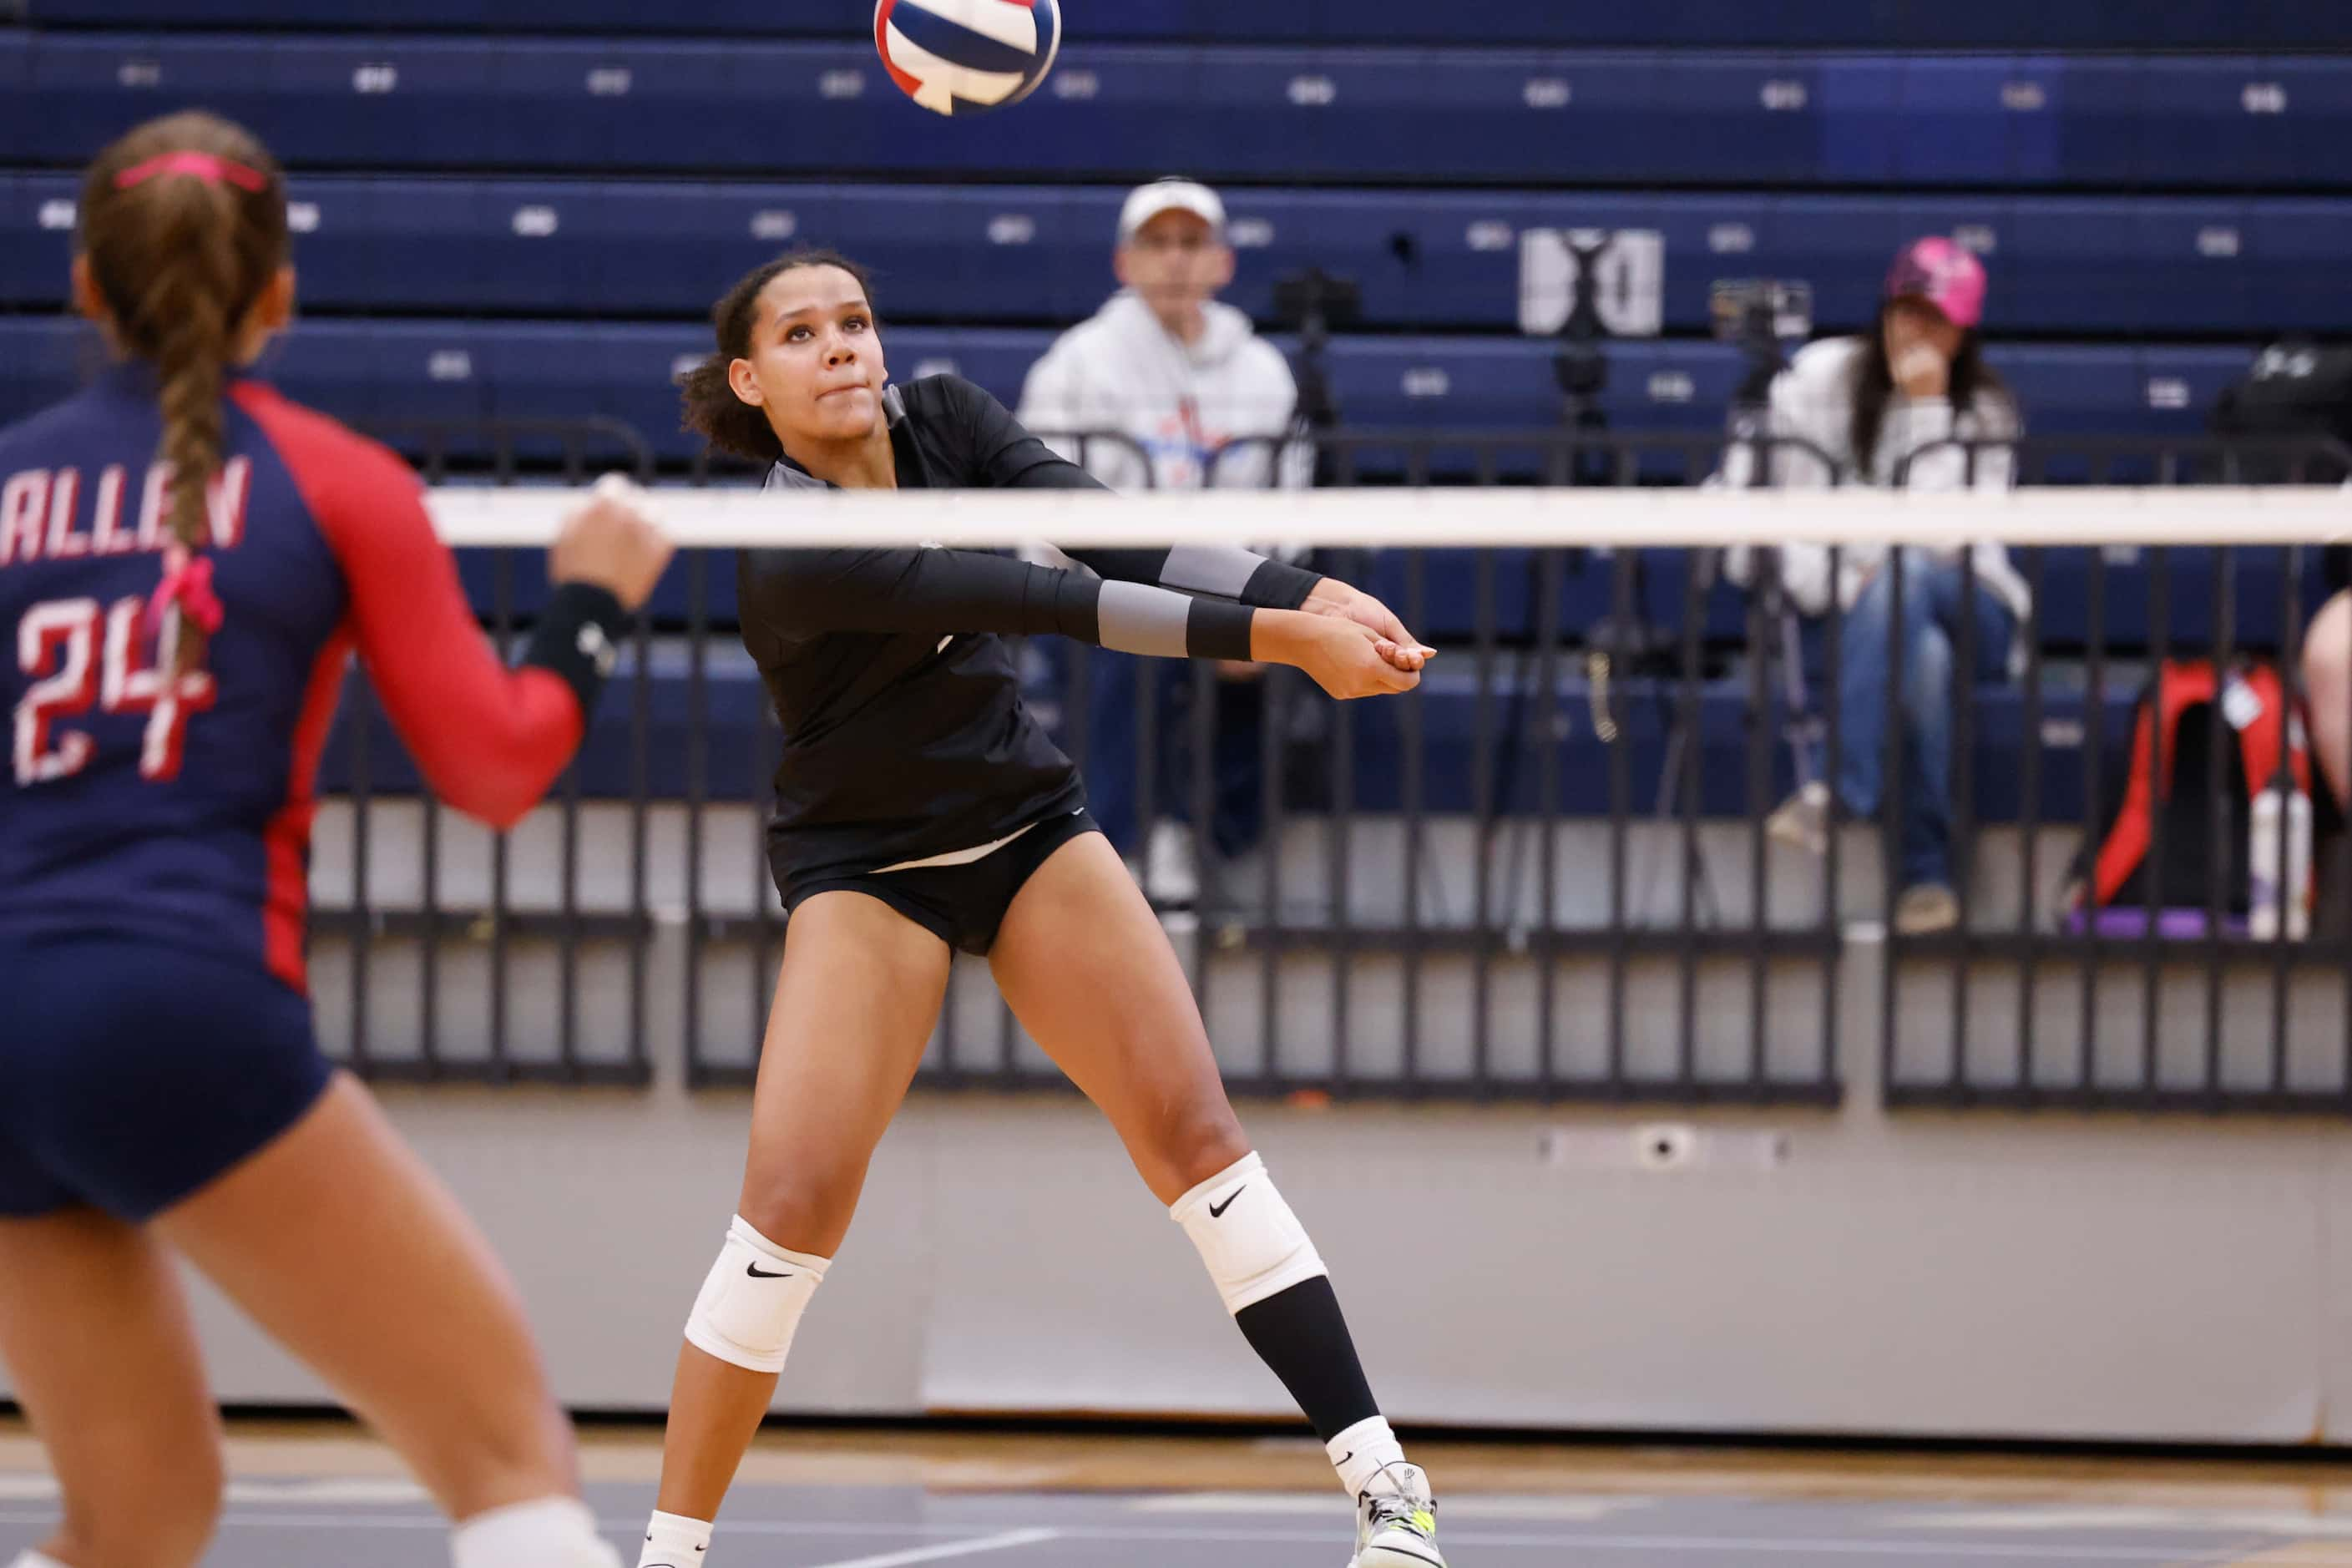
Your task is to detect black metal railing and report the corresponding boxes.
[1875,541,2352,1112]
[312,419,659,1083]
[369,416,657,486]
[1875,434,2352,1110]
[306,420,2352,1110]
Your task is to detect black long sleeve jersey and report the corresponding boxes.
[740,375,1321,892]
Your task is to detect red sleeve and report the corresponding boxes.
[234,383,583,831]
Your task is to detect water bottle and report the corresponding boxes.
[2288,786,2314,940]
[2249,782,2314,941]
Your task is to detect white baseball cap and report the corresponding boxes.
[1117,177,1227,243]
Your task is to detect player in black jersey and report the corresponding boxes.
[636,251,1449,1568]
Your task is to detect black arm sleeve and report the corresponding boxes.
[741,546,1258,662]
[948,376,1324,610]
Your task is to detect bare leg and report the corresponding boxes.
[988,832,1444,1565]
[2304,590,2352,809]
[0,1210,223,1568]
[652,891,950,1522]
[156,1075,579,1522]
[988,832,1249,1203]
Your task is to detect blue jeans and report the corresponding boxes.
[1833,550,2016,890]
[1080,651,1269,859]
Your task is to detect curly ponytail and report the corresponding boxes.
[79,112,287,673]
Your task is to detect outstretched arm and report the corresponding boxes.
[741,544,1260,662]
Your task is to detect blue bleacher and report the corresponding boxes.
[21,0,2352,48]
[4,307,2293,658]
[13,175,2345,339]
[10,34,2352,188]
[0,317,2266,468]
[8,3,2343,783]
[311,648,2146,829]
[1363,542,2320,664]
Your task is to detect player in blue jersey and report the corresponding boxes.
[0,112,670,1568]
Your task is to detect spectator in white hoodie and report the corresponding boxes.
[1728,238,2030,935]
[1018,179,1311,904]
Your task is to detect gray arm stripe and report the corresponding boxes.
[1159,545,1264,599]
[1097,581,1194,658]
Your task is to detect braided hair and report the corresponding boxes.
[79,111,288,673]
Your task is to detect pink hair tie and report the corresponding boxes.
[146,546,225,643]
[114,150,268,194]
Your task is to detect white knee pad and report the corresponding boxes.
[1169,1151,1328,1315]
[683,1214,830,1374]
[451,1496,620,1568]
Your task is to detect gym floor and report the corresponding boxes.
[3,1419,2350,1565]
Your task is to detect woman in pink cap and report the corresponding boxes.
[1731,236,2030,935]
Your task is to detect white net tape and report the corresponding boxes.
[428,483,2352,553]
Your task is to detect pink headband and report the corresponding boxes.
[113,150,268,194]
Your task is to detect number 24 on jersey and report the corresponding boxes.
[13,594,215,787]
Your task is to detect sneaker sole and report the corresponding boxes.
[1768,822,1827,856]
[1894,918,1959,936]
[1354,1543,1448,1568]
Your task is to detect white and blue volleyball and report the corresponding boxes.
[874,0,1062,117]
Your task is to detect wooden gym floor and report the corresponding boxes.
[5,1417,2352,1565]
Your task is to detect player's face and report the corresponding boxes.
[1115,211,1235,320]
[734,266,888,443]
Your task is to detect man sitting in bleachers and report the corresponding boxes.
[1016,178,1309,907]
[1727,239,2031,936]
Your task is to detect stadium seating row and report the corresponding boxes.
[0,317,2265,465]
[23,0,2349,52]
[4,35,2348,188]
[9,175,2344,337]
[1357,546,2323,655]
[8,304,2295,657]
[313,651,2151,827]
[429,540,2309,668]
[439,537,2313,666]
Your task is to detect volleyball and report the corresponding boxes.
[873,0,1062,118]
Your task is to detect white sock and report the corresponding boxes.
[12,1552,70,1568]
[637,1510,714,1568]
[1328,1414,1407,1499]
[452,1495,620,1568]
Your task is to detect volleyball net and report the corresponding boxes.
[310,478,2352,1109]
[429,481,2352,552]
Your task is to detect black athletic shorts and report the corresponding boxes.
[782,807,1101,957]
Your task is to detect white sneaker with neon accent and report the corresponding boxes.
[1352,1461,1448,1567]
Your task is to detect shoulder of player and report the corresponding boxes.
[230,381,419,518]
[0,393,85,461]
[893,372,999,425]
[0,422,67,493]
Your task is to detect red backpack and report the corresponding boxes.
[2067,659,2312,923]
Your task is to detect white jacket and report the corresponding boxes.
[1016,290,1311,493]
[1720,336,2031,633]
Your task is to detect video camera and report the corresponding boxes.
[1272,269,1363,481]
[1709,279,1814,346]
[1710,279,1813,412]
